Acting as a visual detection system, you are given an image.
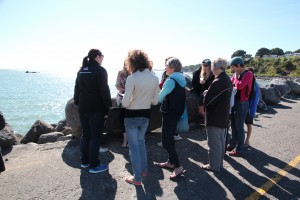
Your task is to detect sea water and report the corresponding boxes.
[0,69,268,135]
[0,69,164,135]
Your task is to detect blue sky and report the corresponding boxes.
[0,0,299,71]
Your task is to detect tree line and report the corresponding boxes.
[231,48,300,59]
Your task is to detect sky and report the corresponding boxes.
[0,0,299,72]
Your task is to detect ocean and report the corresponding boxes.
[0,69,164,135]
[0,69,268,135]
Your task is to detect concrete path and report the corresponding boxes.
[1,96,300,200]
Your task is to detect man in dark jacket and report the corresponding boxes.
[74,49,112,174]
[202,58,232,172]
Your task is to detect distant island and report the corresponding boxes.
[25,71,39,73]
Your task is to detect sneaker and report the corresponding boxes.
[99,146,108,153]
[80,163,90,168]
[174,135,182,141]
[156,142,162,147]
[226,146,234,152]
[89,164,108,174]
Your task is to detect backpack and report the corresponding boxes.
[238,70,260,118]
[248,75,256,100]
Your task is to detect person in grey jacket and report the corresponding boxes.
[74,49,112,174]
[202,58,232,172]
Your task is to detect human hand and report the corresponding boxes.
[203,90,208,96]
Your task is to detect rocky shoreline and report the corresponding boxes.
[1,77,300,150]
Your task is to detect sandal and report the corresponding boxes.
[201,164,213,171]
[170,167,185,179]
[125,176,142,186]
[158,162,174,169]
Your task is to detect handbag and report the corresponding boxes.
[105,107,125,132]
[175,105,189,133]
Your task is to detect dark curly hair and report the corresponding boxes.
[126,49,152,73]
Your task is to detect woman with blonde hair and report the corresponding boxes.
[122,49,159,185]
[189,59,215,117]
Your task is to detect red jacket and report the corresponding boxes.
[231,70,253,102]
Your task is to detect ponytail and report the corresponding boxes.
[80,49,103,69]
[81,56,89,69]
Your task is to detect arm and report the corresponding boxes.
[152,79,160,105]
[122,76,134,108]
[73,74,80,105]
[158,78,175,103]
[233,71,253,90]
[204,80,223,108]
[97,69,112,114]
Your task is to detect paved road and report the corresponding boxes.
[1,96,300,200]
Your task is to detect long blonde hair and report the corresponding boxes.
[200,65,212,80]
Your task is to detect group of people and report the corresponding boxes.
[73,48,255,186]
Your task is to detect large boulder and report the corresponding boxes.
[269,78,291,97]
[65,98,163,138]
[260,86,281,105]
[0,124,17,148]
[21,120,55,144]
[65,75,201,138]
[37,132,64,144]
[65,99,82,139]
[287,80,300,95]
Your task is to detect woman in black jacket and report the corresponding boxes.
[74,49,112,174]
[188,59,214,117]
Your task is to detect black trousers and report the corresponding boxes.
[161,113,181,168]
[79,112,104,168]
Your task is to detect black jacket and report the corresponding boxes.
[204,72,232,128]
[191,69,214,98]
[160,78,185,116]
[74,60,112,114]
[191,68,201,94]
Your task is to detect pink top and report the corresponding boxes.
[231,71,253,102]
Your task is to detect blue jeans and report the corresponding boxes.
[125,117,149,182]
[79,112,104,168]
[230,100,249,152]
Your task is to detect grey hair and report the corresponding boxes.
[166,57,182,72]
[212,58,228,71]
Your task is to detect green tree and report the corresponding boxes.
[294,49,300,53]
[270,48,284,56]
[285,51,293,54]
[255,48,270,58]
[231,50,246,58]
